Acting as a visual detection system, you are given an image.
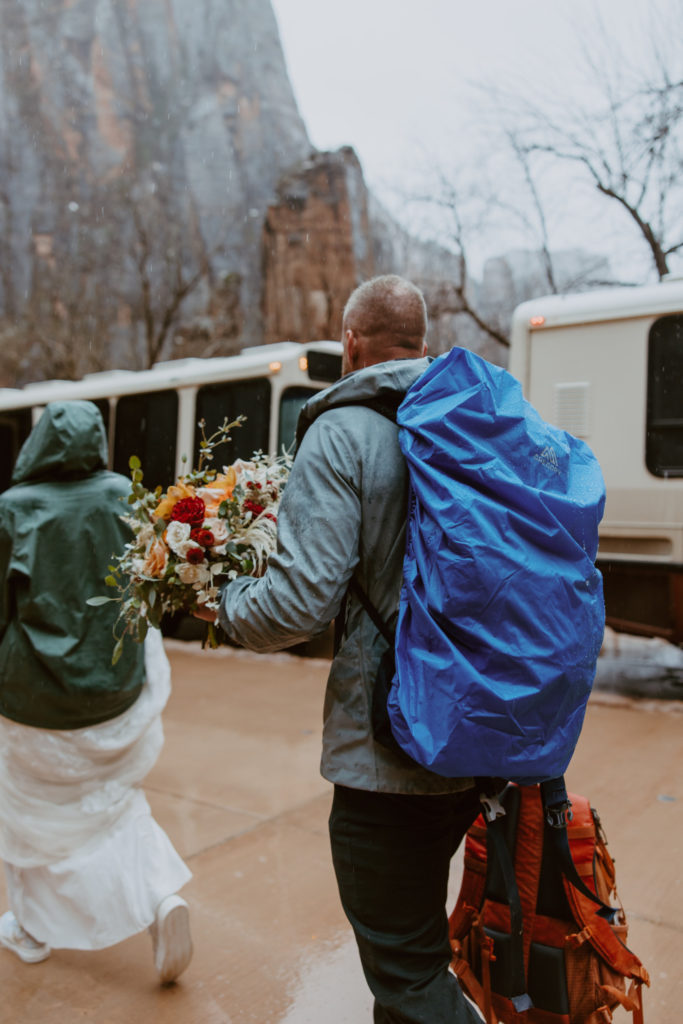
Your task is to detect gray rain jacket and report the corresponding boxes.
[219,359,472,794]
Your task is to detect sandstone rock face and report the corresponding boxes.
[262,148,375,344]
[0,0,311,375]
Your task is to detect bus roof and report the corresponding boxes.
[511,276,683,333]
[0,341,342,411]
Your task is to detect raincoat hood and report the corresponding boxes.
[12,400,108,485]
[0,403,144,731]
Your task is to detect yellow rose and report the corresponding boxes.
[153,481,196,520]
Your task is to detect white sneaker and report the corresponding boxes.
[0,911,51,964]
[149,895,192,985]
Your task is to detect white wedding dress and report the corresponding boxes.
[0,630,191,949]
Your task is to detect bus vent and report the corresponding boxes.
[554,382,590,438]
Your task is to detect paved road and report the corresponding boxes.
[1,639,681,1023]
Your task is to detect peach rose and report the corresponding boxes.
[196,467,237,515]
[142,539,169,578]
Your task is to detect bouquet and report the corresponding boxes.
[89,417,291,662]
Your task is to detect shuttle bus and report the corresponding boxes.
[509,277,683,645]
[0,341,342,494]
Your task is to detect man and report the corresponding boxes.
[202,275,481,1022]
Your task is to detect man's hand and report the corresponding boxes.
[193,605,218,623]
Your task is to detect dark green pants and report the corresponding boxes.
[329,783,482,1024]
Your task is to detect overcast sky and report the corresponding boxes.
[270,0,680,279]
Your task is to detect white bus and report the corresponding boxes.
[509,277,683,645]
[0,341,342,494]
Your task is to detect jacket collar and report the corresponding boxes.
[296,357,430,448]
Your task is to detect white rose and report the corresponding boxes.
[166,520,194,557]
[176,562,212,585]
[204,517,229,544]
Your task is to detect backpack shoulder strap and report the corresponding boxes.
[340,394,402,423]
[347,575,393,644]
[541,778,617,919]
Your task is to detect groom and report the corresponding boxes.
[197,275,480,1023]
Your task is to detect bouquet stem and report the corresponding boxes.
[203,621,219,649]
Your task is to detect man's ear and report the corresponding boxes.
[345,328,360,369]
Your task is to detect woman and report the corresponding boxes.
[0,401,192,984]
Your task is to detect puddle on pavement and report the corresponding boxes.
[278,933,372,1023]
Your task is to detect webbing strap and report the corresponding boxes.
[484,809,533,1012]
[347,576,394,645]
[474,783,532,1011]
[540,777,618,922]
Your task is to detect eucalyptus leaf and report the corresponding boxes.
[112,638,124,665]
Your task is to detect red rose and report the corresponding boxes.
[243,499,265,517]
[186,546,205,565]
[191,527,215,548]
[171,496,206,526]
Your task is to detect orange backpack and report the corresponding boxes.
[450,782,649,1024]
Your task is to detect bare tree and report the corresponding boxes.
[398,9,680,356]
[404,134,606,352]
[129,200,209,368]
[404,170,511,350]
[499,12,683,280]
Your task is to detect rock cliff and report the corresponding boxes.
[0,0,507,385]
[0,0,311,377]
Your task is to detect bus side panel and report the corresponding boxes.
[528,318,649,489]
[527,316,683,645]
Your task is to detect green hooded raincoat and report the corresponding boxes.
[0,401,144,729]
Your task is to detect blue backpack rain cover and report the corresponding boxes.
[388,347,606,784]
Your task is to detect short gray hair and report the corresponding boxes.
[342,275,427,344]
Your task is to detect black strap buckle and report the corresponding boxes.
[480,791,507,823]
[545,799,573,829]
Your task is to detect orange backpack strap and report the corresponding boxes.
[562,793,649,983]
[565,886,649,982]
[451,930,497,1024]
[449,818,488,939]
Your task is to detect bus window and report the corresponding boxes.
[306,349,341,383]
[195,378,271,463]
[113,390,178,489]
[647,315,683,477]
[0,409,33,493]
[93,398,110,435]
[279,386,316,452]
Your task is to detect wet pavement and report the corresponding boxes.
[2,638,682,1023]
